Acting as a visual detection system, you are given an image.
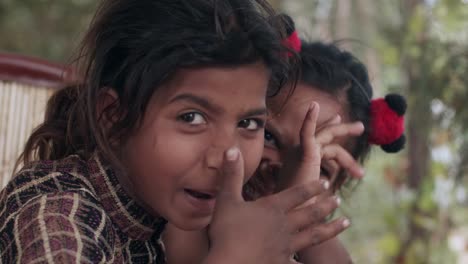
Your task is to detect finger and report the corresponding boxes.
[287,195,341,231]
[295,188,331,209]
[300,103,320,164]
[329,115,341,125]
[288,103,321,187]
[316,122,364,146]
[314,187,334,203]
[316,115,341,134]
[268,179,329,212]
[322,145,364,179]
[219,147,245,202]
[290,217,351,252]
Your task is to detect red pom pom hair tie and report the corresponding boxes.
[285,31,301,54]
[368,94,407,153]
[281,14,302,55]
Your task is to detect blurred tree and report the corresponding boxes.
[268,0,281,9]
[0,0,97,62]
[375,0,468,262]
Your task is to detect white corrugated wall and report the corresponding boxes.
[0,81,54,187]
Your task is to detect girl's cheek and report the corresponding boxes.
[262,147,281,163]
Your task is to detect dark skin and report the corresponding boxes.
[164,85,364,263]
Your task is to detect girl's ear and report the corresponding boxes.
[96,88,121,130]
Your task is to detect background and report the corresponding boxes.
[1,0,467,263]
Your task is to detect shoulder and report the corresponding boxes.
[0,156,97,213]
[0,157,119,263]
[0,191,118,263]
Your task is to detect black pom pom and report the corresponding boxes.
[385,94,407,116]
[381,134,406,153]
[280,14,295,36]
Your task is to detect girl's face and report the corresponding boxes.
[263,83,352,190]
[122,62,269,230]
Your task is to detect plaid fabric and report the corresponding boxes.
[0,155,167,263]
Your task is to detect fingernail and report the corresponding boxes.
[321,180,329,190]
[335,196,341,205]
[226,147,239,161]
[359,168,365,176]
[342,218,351,228]
[357,122,365,130]
[310,102,316,110]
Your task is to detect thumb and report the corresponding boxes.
[218,147,245,202]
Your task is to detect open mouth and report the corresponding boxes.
[184,189,214,200]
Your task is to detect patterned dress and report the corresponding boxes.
[0,154,167,263]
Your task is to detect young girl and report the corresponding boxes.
[163,15,406,264]
[250,19,406,263]
[259,42,406,263]
[0,2,352,263]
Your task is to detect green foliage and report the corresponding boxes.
[0,0,97,61]
[378,232,400,257]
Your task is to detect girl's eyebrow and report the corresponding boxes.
[169,93,267,118]
[169,93,223,114]
[243,108,268,117]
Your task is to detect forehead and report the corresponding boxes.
[154,62,269,107]
[268,83,349,144]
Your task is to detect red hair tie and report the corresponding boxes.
[281,14,302,55]
[369,94,407,153]
[285,31,301,53]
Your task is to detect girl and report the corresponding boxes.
[259,44,405,263]
[163,15,406,264]
[0,1,350,263]
[250,23,406,263]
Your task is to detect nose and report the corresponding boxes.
[204,130,238,172]
[204,146,226,173]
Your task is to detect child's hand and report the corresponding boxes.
[315,114,365,179]
[276,106,365,191]
[206,103,347,264]
[265,103,364,263]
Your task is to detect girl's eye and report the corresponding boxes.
[238,119,264,131]
[178,112,206,125]
[264,129,278,148]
